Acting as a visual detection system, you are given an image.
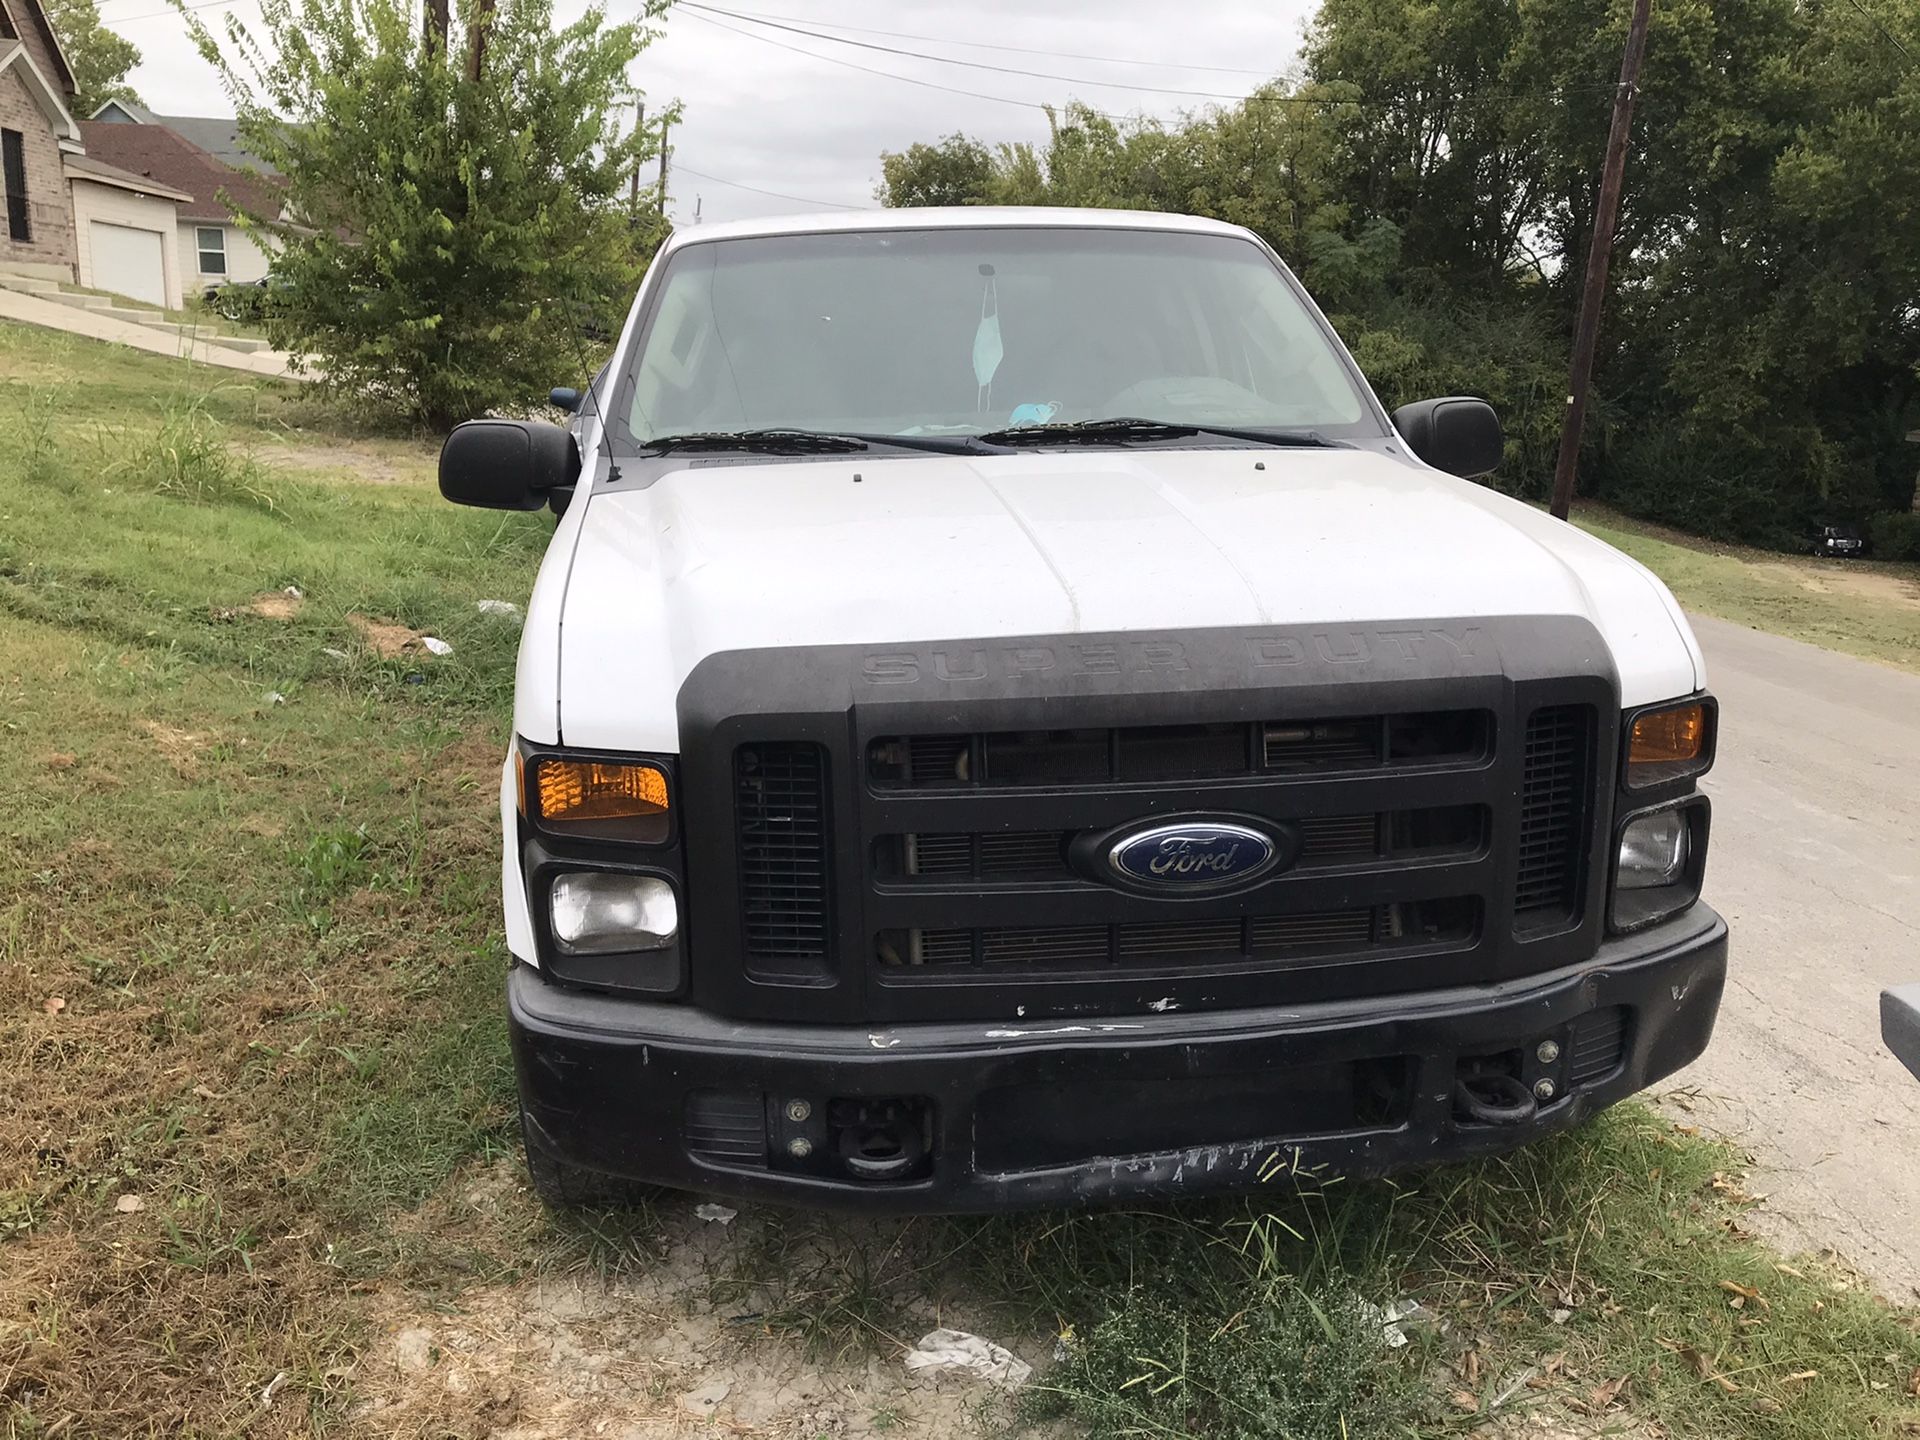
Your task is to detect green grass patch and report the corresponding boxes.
[1578,503,1920,672]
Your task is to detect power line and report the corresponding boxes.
[680,1,1252,101]
[677,6,1120,117]
[1845,0,1914,62]
[704,5,1276,77]
[678,7,1612,116]
[672,161,867,210]
[87,0,247,27]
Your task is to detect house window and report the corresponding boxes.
[197,226,227,275]
[3,130,29,243]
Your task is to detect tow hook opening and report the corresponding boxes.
[829,1098,932,1182]
[1454,1060,1537,1127]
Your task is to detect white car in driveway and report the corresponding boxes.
[438,207,1726,1211]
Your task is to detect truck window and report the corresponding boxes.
[619,227,1379,447]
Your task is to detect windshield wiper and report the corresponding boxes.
[974,417,1348,449]
[643,428,1002,457]
[643,429,868,455]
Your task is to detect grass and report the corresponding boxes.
[1,316,1918,1437]
[1578,503,1920,671]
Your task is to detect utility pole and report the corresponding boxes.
[1548,0,1653,521]
[630,98,645,208]
[657,121,671,210]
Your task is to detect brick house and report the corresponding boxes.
[2,0,254,309]
[0,0,80,275]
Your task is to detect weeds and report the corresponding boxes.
[296,823,370,894]
[118,391,282,513]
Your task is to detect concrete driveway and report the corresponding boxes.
[1677,613,1920,1296]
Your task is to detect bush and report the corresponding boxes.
[1870,511,1920,562]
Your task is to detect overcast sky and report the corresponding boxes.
[113,0,1318,224]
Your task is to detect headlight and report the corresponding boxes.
[521,752,671,844]
[1617,807,1688,889]
[1624,698,1715,790]
[1611,799,1709,932]
[550,872,678,954]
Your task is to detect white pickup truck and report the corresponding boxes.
[439,207,1725,1210]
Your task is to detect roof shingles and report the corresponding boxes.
[78,120,282,223]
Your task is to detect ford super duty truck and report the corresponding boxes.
[438,207,1726,1211]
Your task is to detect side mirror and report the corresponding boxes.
[1391,397,1504,479]
[549,386,582,413]
[439,419,580,510]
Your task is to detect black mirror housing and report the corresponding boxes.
[549,386,582,413]
[439,420,580,510]
[1391,397,1504,479]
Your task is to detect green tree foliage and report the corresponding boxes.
[877,0,1920,548]
[50,0,143,116]
[876,134,993,207]
[186,0,673,429]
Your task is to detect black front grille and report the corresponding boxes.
[869,710,1488,789]
[736,742,831,979]
[1514,706,1596,935]
[876,808,1481,883]
[879,900,1476,974]
[694,625,1616,1026]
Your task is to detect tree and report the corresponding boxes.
[876,134,993,207]
[50,0,142,116]
[186,0,674,429]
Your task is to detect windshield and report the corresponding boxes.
[614,227,1381,449]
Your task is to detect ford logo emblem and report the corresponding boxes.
[1072,816,1299,895]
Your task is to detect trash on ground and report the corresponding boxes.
[322,647,350,661]
[114,1193,145,1213]
[694,1202,737,1224]
[476,599,521,619]
[680,1380,730,1417]
[264,691,286,706]
[903,1328,1032,1388]
[420,636,454,656]
[1361,1297,1436,1349]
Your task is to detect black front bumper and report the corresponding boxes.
[512,904,1726,1213]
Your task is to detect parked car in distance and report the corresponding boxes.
[437,207,1727,1213]
[202,272,289,322]
[1812,524,1866,558]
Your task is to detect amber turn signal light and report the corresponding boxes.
[534,759,669,822]
[1625,701,1712,788]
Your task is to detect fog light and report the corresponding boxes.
[1617,807,1689,890]
[550,872,677,954]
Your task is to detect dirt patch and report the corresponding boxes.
[266,443,410,485]
[1748,561,1920,611]
[249,589,305,621]
[358,1182,1037,1439]
[347,613,442,659]
[137,719,208,779]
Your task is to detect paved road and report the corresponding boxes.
[1676,613,1920,1296]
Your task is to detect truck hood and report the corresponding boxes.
[548,447,1703,751]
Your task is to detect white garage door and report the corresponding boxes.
[89,222,168,308]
